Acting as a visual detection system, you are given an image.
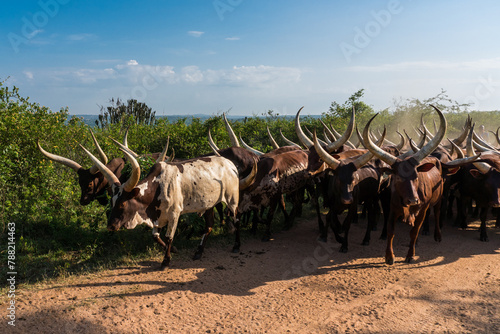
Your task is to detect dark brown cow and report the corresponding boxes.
[311,129,390,252]
[38,130,125,205]
[362,105,479,264]
[233,148,312,251]
[454,128,500,241]
[38,130,170,206]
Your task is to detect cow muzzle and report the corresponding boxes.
[404,198,420,206]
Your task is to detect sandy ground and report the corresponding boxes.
[2,215,499,334]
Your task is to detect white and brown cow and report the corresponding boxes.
[80,144,255,269]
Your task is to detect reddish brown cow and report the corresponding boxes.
[363,105,479,264]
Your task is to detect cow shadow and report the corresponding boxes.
[52,213,500,298]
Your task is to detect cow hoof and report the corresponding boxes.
[339,246,348,253]
[231,247,240,254]
[361,240,370,246]
[192,252,202,260]
[405,257,414,263]
[480,236,489,242]
[379,235,387,241]
[434,235,442,242]
[171,246,178,253]
[159,263,169,271]
[385,258,394,265]
[261,236,271,242]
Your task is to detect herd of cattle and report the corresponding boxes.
[38,105,500,269]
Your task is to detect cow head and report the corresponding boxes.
[37,128,111,205]
[80,143,149,231]
[362,105,479,208]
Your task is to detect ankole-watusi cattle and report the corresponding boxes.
[38,130,171,206]
[362,105,480,265]
[311,127,389,252]
[37,129,124,206]
[80,142,256,269]
[453,126,500,241]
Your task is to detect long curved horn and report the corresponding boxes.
[452,117,472,146]
[38,141,82,172]
[109,137,139,158]
[89,128,108,165]
[305,125,328,147]
[320,119,336,142]
[411,105,446,163]
[442,154,481,167]
[326,107,355,152]
[223,113,240,147]
[279,129,301,149]
[239,159,258,190]
[362,114,398,166]
[323,129,332,144]
[421,113,434,139]
[416,128,427,149]
[123,126,130,148]
[351,126,385,169]
[239,134,264,156]
[473,130,497,151]
[466,124,491,174]
[156,136,170,163]
[489,128,500,146]
[313,130,340,170]
[266,126,280,149]
[120,149,141,192]
[208,128,220,151]
[448,138,464,159]
[295,107,314,149]
[79,144,119,185]
[396,131,406,151]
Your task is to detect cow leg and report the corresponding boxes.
[263,198,279,241]
[385,211,396,265]
[326,209,345,248]
[160,237,173,269]
[215,202,225,227]
[433,201,442,242]
[379,188,391,240]
[232,213,242,253]
[479,207,489,242]
[405,210,427,263]
[422,210,430,235]
[193,208,215,260]
[446,191,455,220]
[339,204,357,252]
[362,201,376,245]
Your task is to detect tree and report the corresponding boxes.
[323,89,375,128]
[95,98,156,128]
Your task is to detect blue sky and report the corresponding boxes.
[1,0,500,116]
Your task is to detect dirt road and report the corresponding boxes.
[2,216,499,333]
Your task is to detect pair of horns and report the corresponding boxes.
[38,128,109,174]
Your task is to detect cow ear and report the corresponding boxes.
[469,168,486,178]
[131,187,141,198]
[442,166,460,176]
[417,162,435,173]
[378,167,394,175]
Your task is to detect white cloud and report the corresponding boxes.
[225,37,240,41]
[23,71,34,80]
[127,59,139,66]
[27,29,43,39]
[187,31,204,38]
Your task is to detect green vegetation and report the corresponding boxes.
[1,80,498,286]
